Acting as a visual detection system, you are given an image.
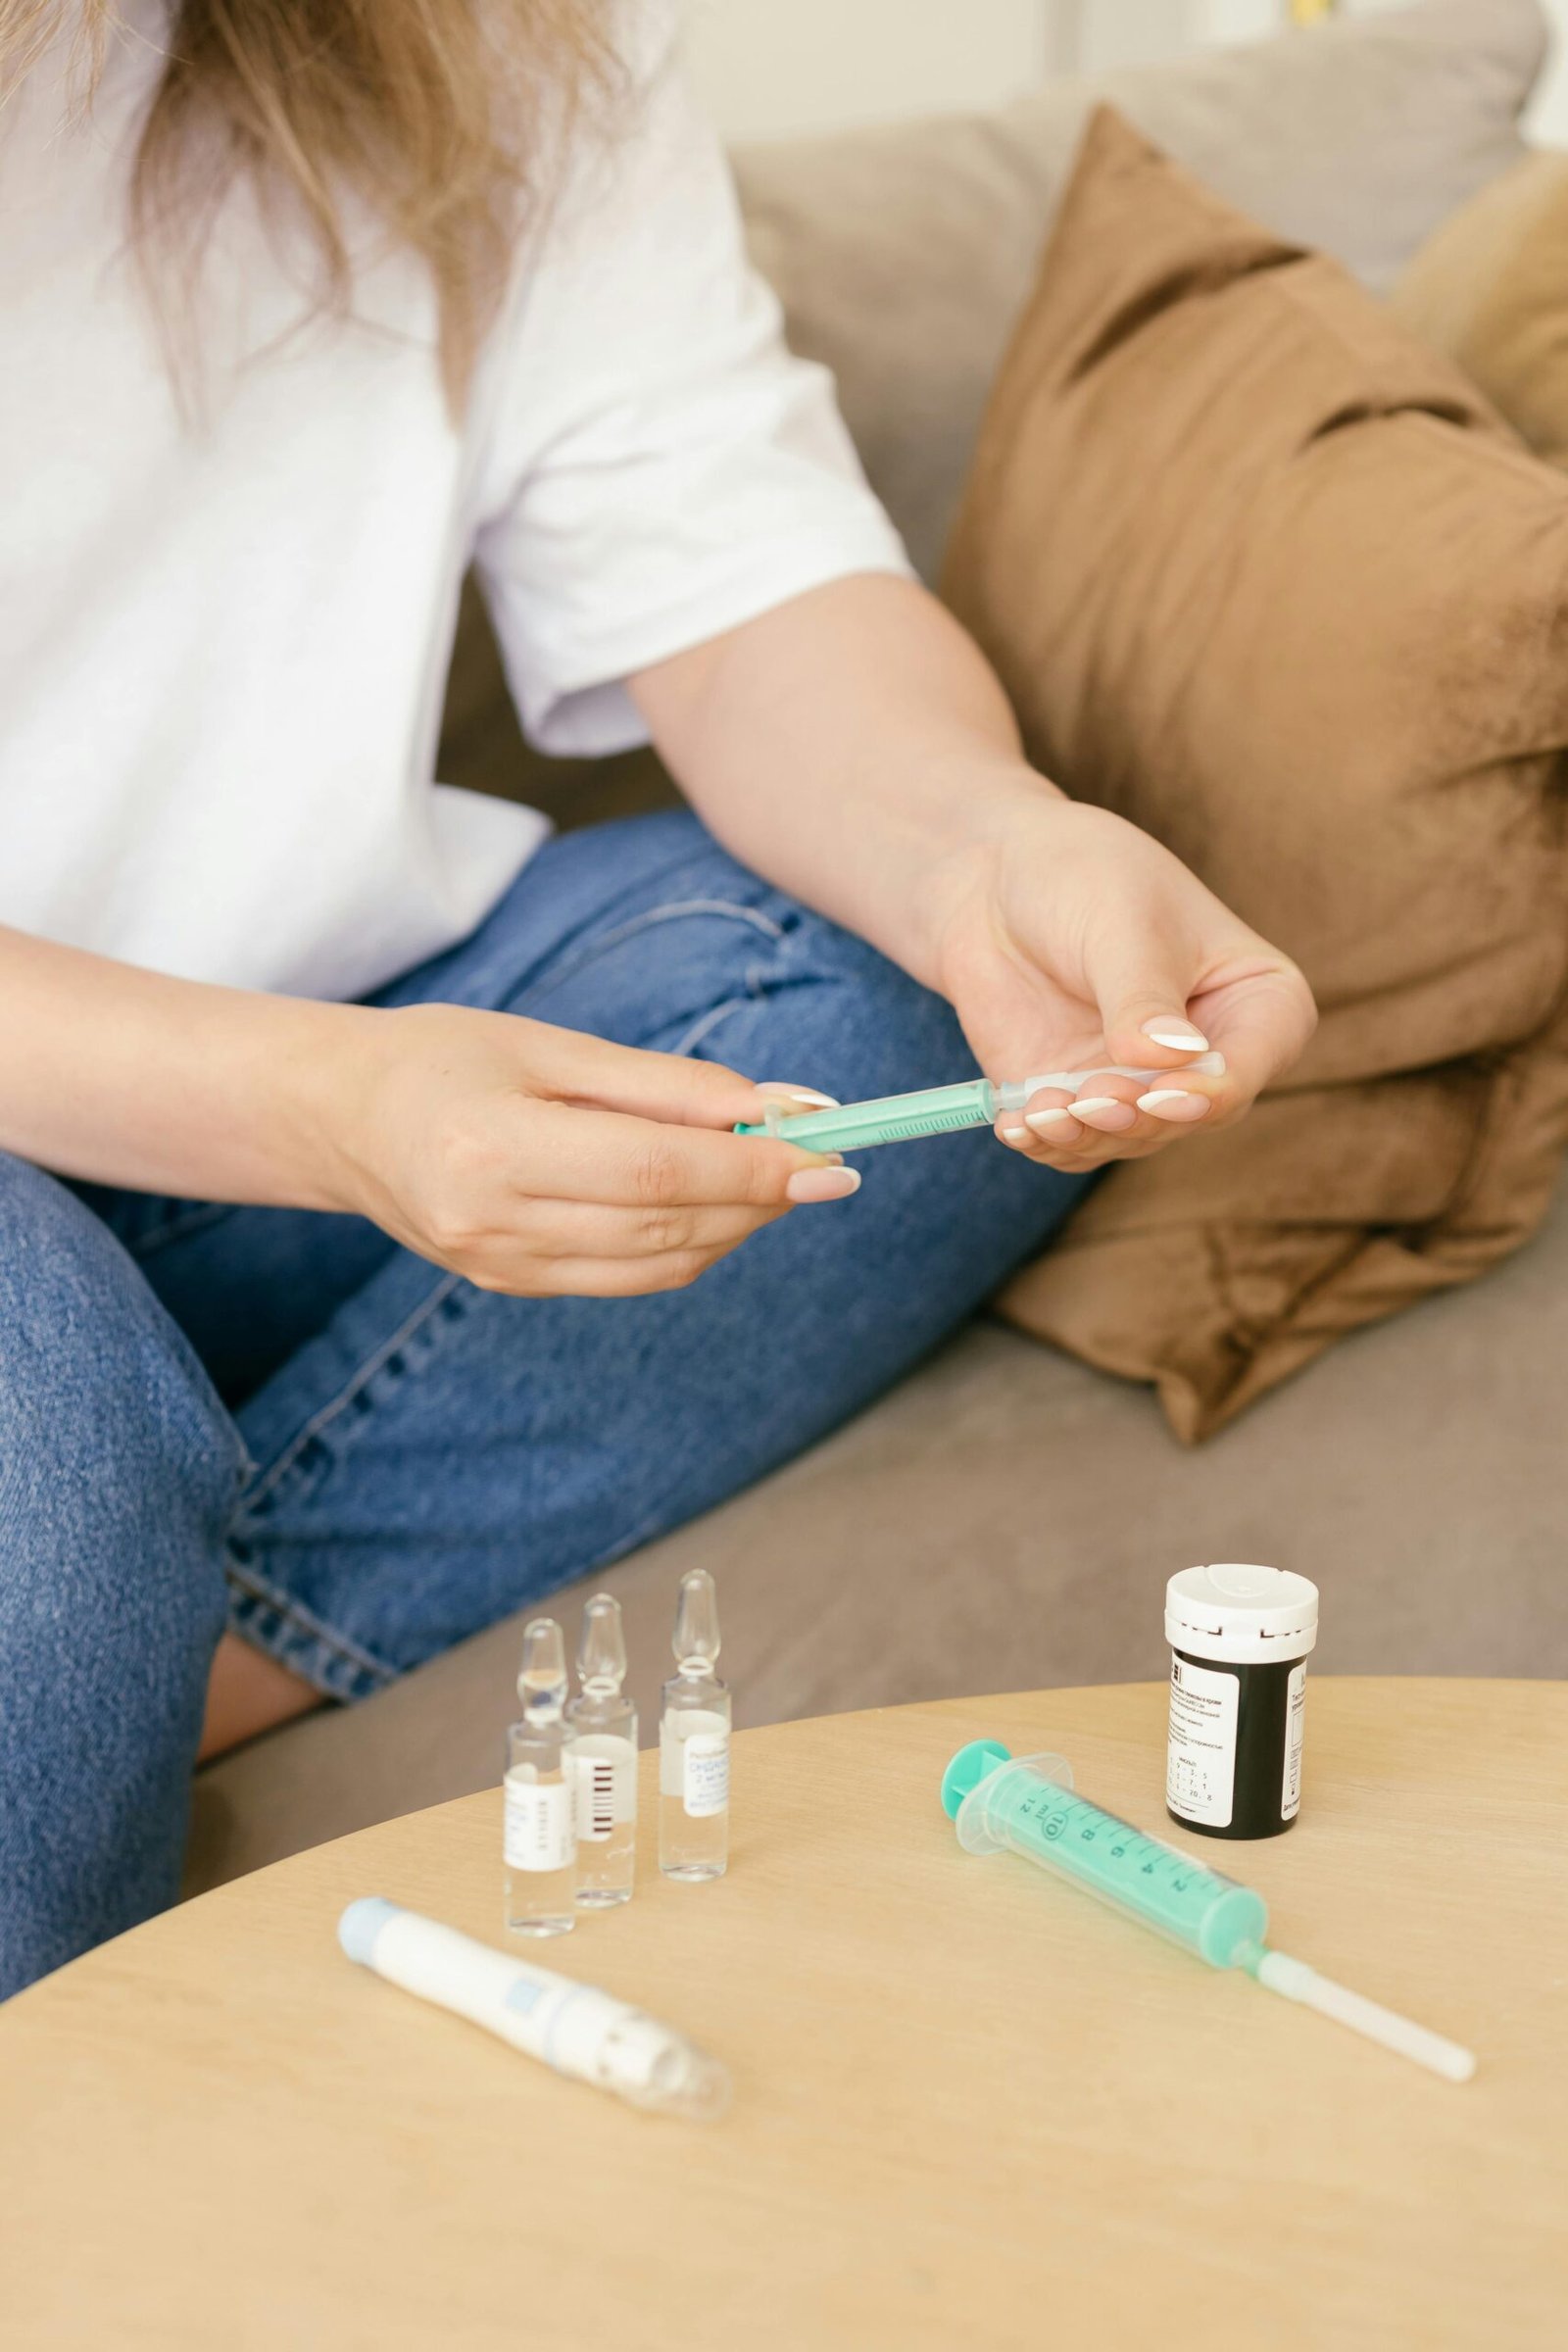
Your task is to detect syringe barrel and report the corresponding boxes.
[734,1081,997,1152]
[942,1742,1267,1970]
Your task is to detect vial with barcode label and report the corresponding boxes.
[504,1617,577,1936]
[1164,1564,1319,1840]
[565,1592,638,1907]
[660,1568,730,1881]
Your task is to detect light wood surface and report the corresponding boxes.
[3,1680,1564,2351]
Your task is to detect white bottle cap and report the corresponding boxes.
[1165,1562,1319,1665]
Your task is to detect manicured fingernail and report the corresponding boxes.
[1136,1089,1212,1122]
[1141,1019,1209,1052]
[757,1083,841,1107]
[1069,1096,1138,1131]
[786,1165,861,1203]
[1002,1125,1032,1144]
[1025,1106,1076,1133]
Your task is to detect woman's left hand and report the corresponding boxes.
[928,786,1317,1168]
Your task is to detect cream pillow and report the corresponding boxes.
[1394,149,1568,469]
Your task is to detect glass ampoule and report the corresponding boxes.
[504,1617,577,1936]
[565,1592,638,1908]
[659,1569,731,1882]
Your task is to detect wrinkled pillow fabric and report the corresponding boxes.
[943,106,1568,1441]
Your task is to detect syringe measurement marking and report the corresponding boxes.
[863,1109,978,1142]
[790,1105,981,1146]
[1011,1788,1214,1901]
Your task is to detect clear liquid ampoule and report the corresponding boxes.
[504,1617,577,1936]
[659,1569,731,1882]
[565,1592,638,1907]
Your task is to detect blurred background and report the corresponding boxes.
[687,0,1568,143]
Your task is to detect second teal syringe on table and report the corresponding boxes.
[736,1055,1224,1153]
[941,1741,1474,2082]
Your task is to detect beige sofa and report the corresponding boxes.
[187,0,1568,1894]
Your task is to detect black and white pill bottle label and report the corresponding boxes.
[1164,1563,1319,1841]
[1281,1662,1306,1821]
[1166,1655,1239,1829]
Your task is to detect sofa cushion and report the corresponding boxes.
[734,0,1546,582]
[940,105,1568,1442]
[1393,149,1568,471]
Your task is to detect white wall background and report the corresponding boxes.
[687,0,1568,145]
[683,1,1055,142]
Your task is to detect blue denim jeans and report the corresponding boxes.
[0,811,1088,1995]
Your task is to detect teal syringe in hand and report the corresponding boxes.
[736,1055,1224,1153]
[941,1741,1474,2083]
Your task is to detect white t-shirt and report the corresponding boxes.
[0,4,908,1001]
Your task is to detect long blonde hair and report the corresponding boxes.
[2,2,615,404]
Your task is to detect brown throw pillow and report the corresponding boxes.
[1393,150,1568,472]
[943,107,1568,1443]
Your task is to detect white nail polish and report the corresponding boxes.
[1142,1022,1209,1052]
[757,1084,841,1107]
[1002,1125,1032,1143]
[1137,1090,1193,1111]
[1061,1097,1120,1117]
[785,1164,861,1203]
[1025,1106,1075,1131]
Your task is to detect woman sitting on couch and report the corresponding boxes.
[0,0,1313,1996]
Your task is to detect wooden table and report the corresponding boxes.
[3,1680,1564,2351]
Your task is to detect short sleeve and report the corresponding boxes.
[468,4,913,758]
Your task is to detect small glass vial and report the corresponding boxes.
[504,1617,577,1936]
[659,1569,731,1882]
[1165,1564,1320,1840]
[564,1592,638,1908]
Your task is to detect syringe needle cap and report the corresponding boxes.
[673,1567,720,1670]
[579,1592,627,1691]
[1257,1950,1476,2083]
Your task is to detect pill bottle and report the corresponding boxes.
[1164,1563,1319,1840]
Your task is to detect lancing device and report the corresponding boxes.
[339,1898,730,2121]
[736,1054,1225,1153]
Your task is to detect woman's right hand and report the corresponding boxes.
[322,1003,855,1298]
